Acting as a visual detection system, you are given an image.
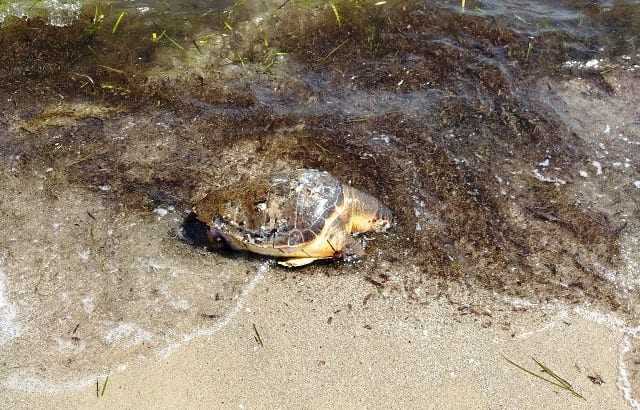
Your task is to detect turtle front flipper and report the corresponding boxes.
[278,257,321,268]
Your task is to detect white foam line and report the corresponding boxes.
[574,306,640,335]
[158,261,269,359]
[505,297,640,408]
[515,309,569,339]
[0,265,20,346]
[2,262,269,393]
[504,298,640,338]
[619,334,640,410]
[3,373,110,393]
[574,304,640,409]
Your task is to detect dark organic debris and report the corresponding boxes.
[364,276,384,288]
[588,374,605,385]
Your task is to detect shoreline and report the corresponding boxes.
[2,269,635,409]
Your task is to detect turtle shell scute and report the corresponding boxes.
[217,169,344,248]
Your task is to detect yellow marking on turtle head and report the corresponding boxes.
[345,187,393,234]
[349,205,392,234]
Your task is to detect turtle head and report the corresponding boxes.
[351,192,393,233]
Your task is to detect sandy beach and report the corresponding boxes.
[2,268,635,409]
[1,0,639,408]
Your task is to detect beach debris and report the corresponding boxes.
[588,374,605,385]
[503,355,585,400]
[532,169,566,185]
[253,323,264,347]
[96,375,110,398]
[364,276,384,288]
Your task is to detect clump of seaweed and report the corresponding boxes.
[242,0,580,89]
[0,2,237,106]
[569,0,640,56]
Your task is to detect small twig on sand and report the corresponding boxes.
[330,2,342,27]
[364,276,383,288]
[100,375,109,397]
[314,143,330,154]
[71,73,95,88]
[96,376,109,398]
[163,32,185,50]
[253,323,264,347]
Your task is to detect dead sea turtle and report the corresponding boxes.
[193,169,393,267]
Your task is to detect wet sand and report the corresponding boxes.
[2,269,633,409]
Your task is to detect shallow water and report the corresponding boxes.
[4,0,639,34]
[0,0,639,400]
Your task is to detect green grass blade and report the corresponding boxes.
[330,2,341,27]
[112,11,126,34]
[503,355,585,401]
[532,358,586,400]
[532,357,572,388]
[503,355,567,389]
